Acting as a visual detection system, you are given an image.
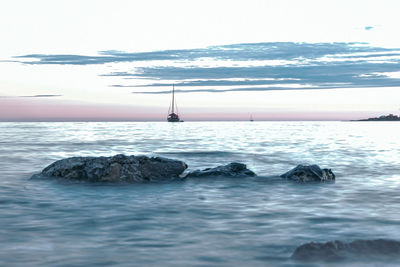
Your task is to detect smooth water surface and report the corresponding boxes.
[0,121,399,266]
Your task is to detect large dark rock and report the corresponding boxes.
[292,239,400,262]
[31,154,187,182]
[280,164,335,183]
[186,162,256,178]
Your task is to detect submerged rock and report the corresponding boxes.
[280,164,335,183]
[186,162,256,178]
[292,239,400,262]
[31,154,187,182]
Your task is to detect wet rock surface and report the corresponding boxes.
[280,164,335,183]
[292,239,400,262]
[31,154,188,182]
[186,162,256,178]
[31,155,337,184]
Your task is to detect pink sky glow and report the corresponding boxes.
[0,98,390,121]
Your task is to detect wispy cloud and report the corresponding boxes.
[0,94,62,98]
[14,42,396,65]
[19,94,62,98]
[130,86,342,94]
[13,42,400,94]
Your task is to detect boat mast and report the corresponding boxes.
[171,84,175,114]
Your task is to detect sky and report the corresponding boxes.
[1,0,400,121]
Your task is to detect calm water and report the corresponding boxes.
[0,121,400,266]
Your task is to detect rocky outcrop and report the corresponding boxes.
[31,154,337,184]
[186,162,256,178]
[31,154,187,182]
[356,113,400,121]
[292,239,400,262]
[280,164,335,183]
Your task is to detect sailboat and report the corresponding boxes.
[250,115,254,122]
[167,85,183,122]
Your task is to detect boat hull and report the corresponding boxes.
[167,118,181,122]
[167,112,182,122]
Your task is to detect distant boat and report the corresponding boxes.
[250,115,254,122]
[167,85,183,122]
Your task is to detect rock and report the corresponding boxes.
[280,164,335,183]
[292,239,400,262]
[186,162,256,178]
[31,154,188,182]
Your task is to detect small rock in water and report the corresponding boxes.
[280,164,335,183]
[186,162,256,178]
[291,239,400,262]
[31,154,188,182]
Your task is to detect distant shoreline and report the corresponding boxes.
[351,114,400,121]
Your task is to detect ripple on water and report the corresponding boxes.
[0,121,400,266]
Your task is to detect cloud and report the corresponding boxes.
[107,60,400,93]
[19,94,62,98]
[0,94,62,98]
[129,82,400,94]
[14,42,395,65]
[13,42,400,94]
[110,78,302,88]
[130,86,339,94]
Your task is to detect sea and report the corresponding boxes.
[0,121,399,266]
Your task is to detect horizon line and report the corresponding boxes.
[0,119,375,122]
